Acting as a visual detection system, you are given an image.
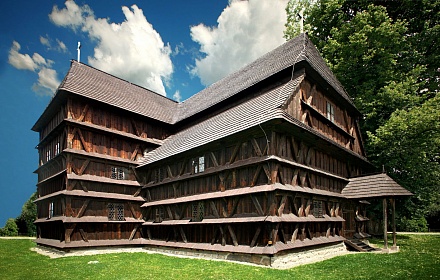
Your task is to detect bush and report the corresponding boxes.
[398,216,428,232]
[0,218,19,236]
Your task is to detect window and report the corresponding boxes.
[191,202,204,222]
[326,101,335,122]
[108,203,124,221]
[111,167,126,180]
[313,200,324,218]
[55,142,60,155]
[46,150,51,162]
[192,156,205,174]
[48,202,54,219]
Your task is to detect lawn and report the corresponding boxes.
[0,234,439,280]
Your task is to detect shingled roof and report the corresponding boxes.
[34,34,356,132]
[175,33,355,123]
[33,61,178,131]
[139,75,304,166]
[342,173,413,199]
[61,62,178,123]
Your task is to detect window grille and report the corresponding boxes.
[192,156,205,174]
[326,102,335,122]
[108,203,125,221]
[313,200,324,218]
[191,202,204,222]
[111,167,126,180]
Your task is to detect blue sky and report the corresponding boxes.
[0,0,289,227]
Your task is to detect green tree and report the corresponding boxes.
[15,192,37,236]
[368,95,440,231]
[0,218,19,236]
[285,0,440,230]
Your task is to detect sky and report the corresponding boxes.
[0,0,289,227]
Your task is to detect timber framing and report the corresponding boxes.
[32,33,411,259]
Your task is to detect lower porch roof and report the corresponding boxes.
[342,173,413,199]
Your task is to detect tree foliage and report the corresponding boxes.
[15,192,37,236]
[285,0,440,230]
[0,218,19,237]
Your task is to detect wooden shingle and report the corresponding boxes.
[342,173,413,199]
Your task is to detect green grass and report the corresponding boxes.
[0,234,439,279]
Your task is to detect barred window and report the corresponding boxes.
[108,203,124,221]
[111,167,126,180]
[313,200,324,218]
[191,202,204,222]
[192,156,205,174]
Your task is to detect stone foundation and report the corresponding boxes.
[271,242,349,269]
[33,241,351,269]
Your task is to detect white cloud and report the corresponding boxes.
[49,0,93,29]
[39,34,68,53]
[173,90,181,102]
[190,0,288,86]
[56,39,68,53]
[32,68,61,96]
[32,53,49,67]
[8,41,60,96]
[40,35,51,48]
[8,41,37,71]
[49,1,173,96]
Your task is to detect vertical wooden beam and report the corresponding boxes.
[219,226,226,246]
[383,198,388,249]
[65,223,76,243]
[391,198,397,247]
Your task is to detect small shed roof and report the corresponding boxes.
[342,173,413,199]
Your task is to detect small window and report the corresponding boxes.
[313,200,324,218]
[326,101,335,122]
[192,156,205,174]
[55,142,60,155]
[46,150,51,162]
[108,203,124,221]
[48,202,54,219]
[191,202,204,222]
[111,167,126,180]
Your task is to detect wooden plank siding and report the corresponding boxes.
[34,96,166,246]
[139,126,359,249]
[284,79,364,156]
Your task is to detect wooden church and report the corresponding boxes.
[33,34,411,263]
